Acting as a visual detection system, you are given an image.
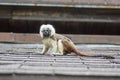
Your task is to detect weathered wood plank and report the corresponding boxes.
[0,43,120,78]
[0,0,120,9]
[0,33,120,44]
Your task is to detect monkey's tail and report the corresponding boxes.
[74,49,114,59]
[74,49,91,56]
[91,55,114,59]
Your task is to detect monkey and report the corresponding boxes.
[40,24,114,59]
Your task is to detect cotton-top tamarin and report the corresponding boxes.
[40,24,114,59]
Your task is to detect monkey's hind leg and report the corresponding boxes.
[57,40,64,55]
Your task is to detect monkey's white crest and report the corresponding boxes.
[40,24,55,38]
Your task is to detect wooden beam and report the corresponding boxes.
[0,33,120,44]
[0,6,120,23]
[0,0,120,9]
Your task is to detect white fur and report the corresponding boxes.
[42,38,58,54]
[47,24,55,36]
[40,24,55,38]
[57,39,64,55]
[40,24,45,38]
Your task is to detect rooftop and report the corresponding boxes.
[0,43,120,80]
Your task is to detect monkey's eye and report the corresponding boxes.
[46,28,49,31]
[46,29,51,32]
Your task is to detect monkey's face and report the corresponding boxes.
[40,24,55,38]
[41,27,51,37]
